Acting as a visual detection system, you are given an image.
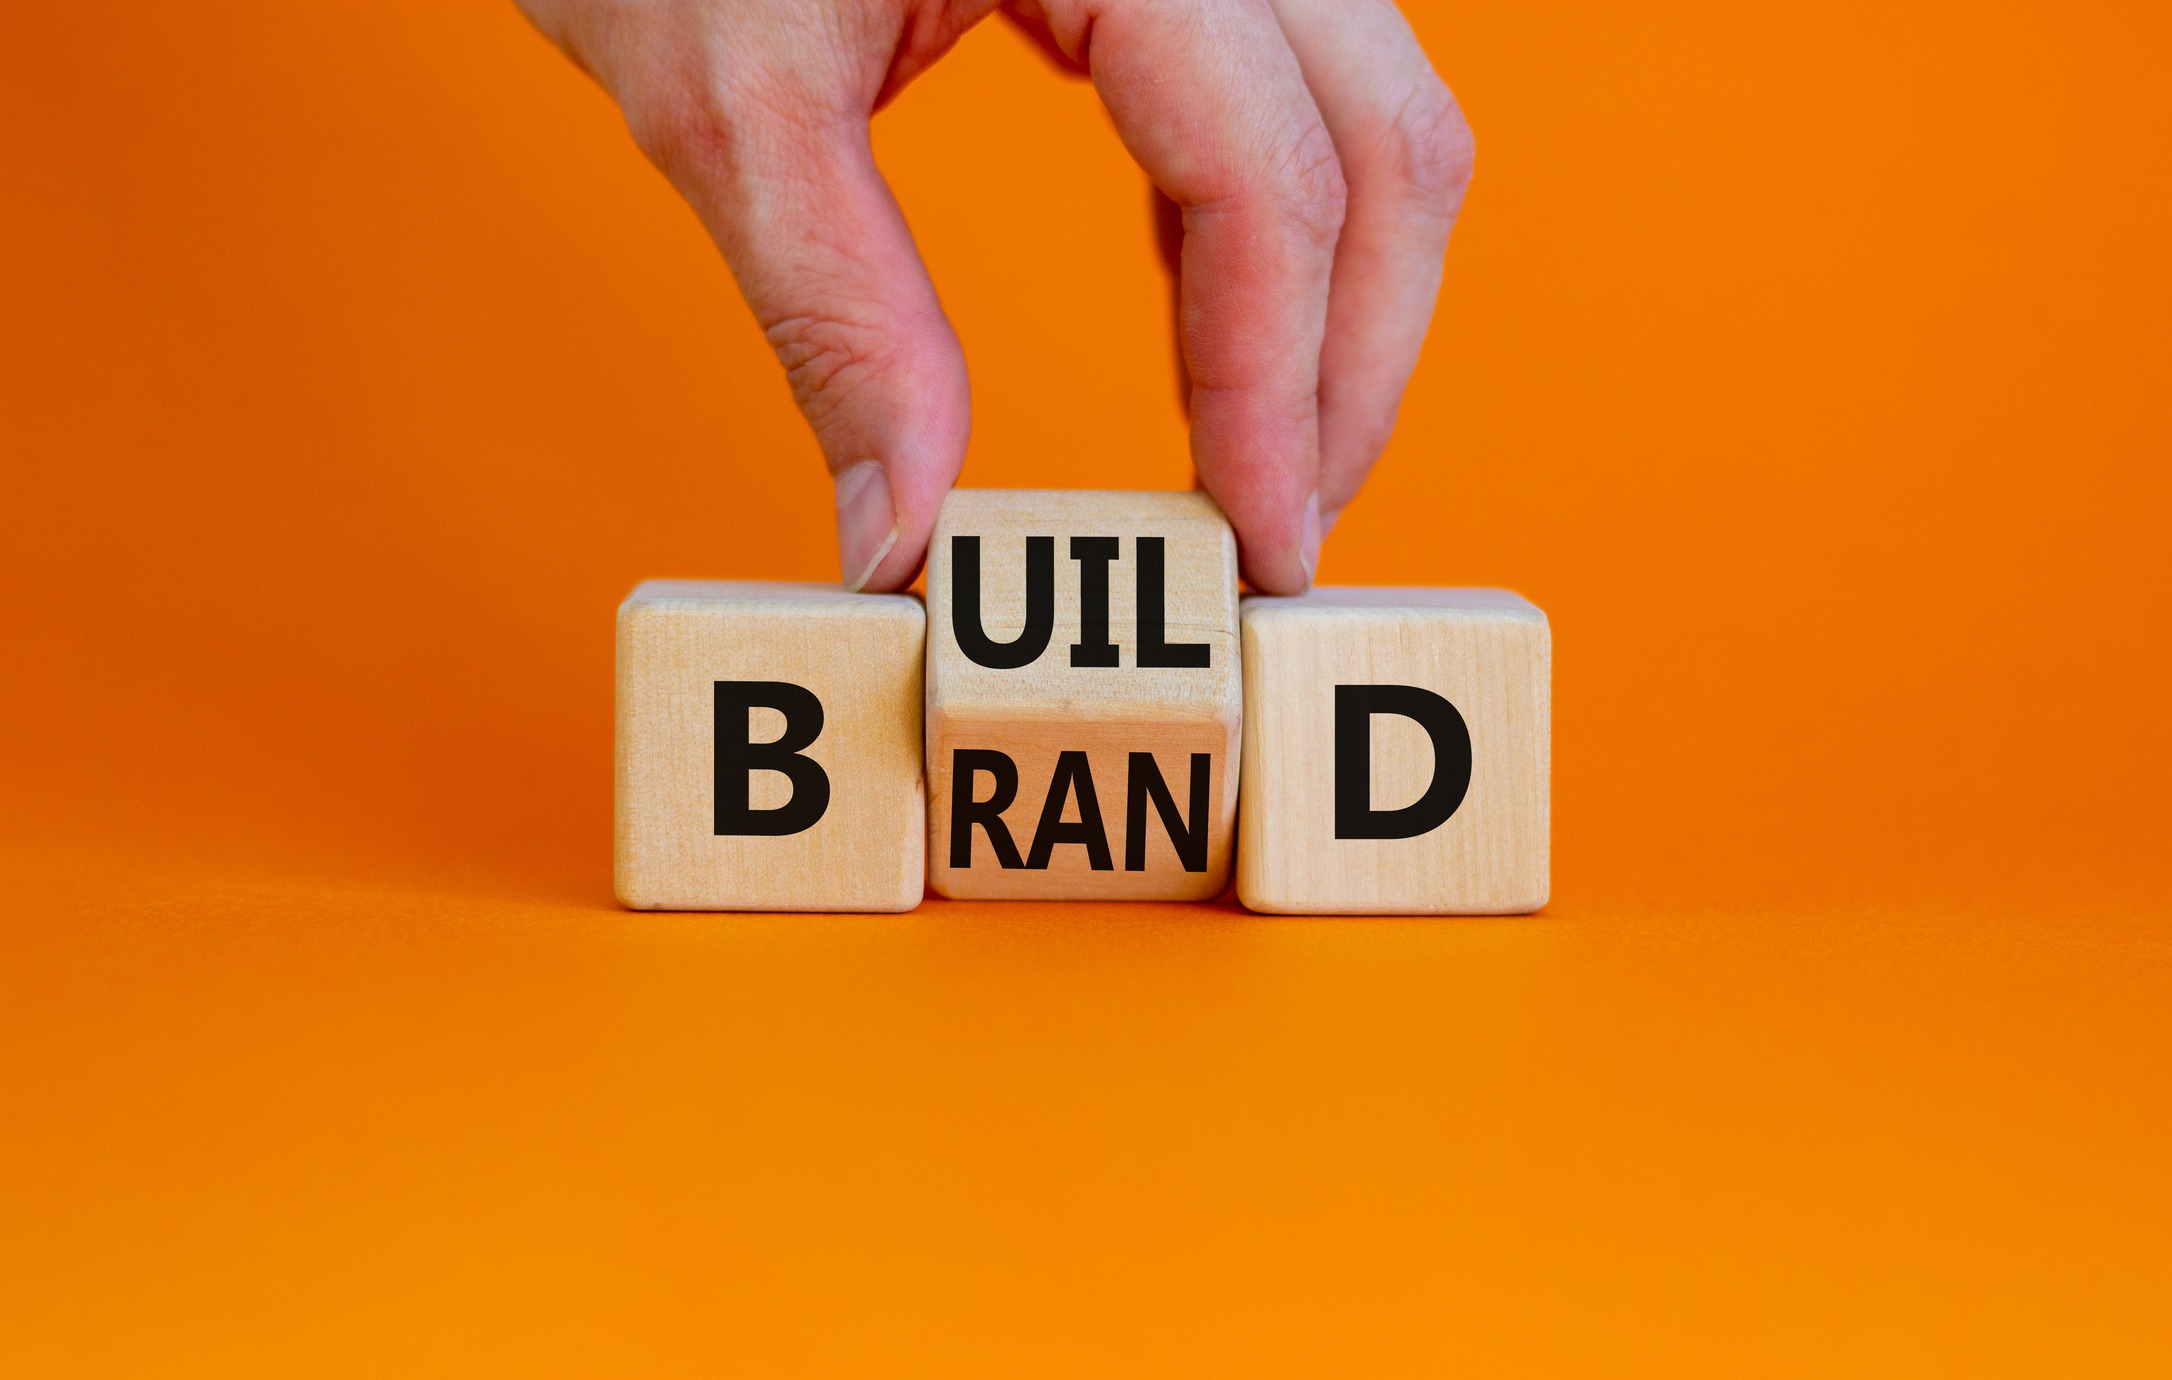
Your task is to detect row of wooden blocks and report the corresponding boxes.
[616,491,1550,914]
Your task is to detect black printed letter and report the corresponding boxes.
[1026,751,1114,871]
[1333,685,1472,840]
[714,681,830,836]
[1069,536,1121,667]
[950,748,1026,870]
[952,534,1054,669]
[1125,752,1211,872]
[1135,536,1210,667]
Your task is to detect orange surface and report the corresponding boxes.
[2,0,2167,1371]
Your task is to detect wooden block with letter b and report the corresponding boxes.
[926,490,1242,900]
[615,581,926,912]
[1237,587,1550,914]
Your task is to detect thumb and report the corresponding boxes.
[642,97,968,591]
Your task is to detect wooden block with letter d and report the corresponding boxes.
[1237,587,1550,914]
[615,581,926,911]
[926,490,1242,900]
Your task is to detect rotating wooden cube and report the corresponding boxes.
[925,490,1242,901]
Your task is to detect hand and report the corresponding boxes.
[516,0,1472,594]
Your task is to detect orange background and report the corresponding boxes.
[3,0,2168,1371]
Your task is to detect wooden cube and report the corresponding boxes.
[1237,587,1550,914]
[925,491,1242,901]
[615,581,926,912]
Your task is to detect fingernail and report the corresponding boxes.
[835,459,899,592]
[1297,491,1322,589]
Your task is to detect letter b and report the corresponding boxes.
[1334,684,1472,840]
[714,681,831,836]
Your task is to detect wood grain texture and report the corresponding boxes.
[1238,587,1550,914]
[926,491,1241,900]
[616,581,925,912]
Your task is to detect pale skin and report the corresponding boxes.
[516,0,1473,594]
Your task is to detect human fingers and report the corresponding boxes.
[690,113,969,592]
[1028,0,1344,593]
[520,1,968,592]
[1268,0,1472,536]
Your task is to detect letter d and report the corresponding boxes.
[1334,684,1472,840]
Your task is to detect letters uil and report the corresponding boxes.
[924,491,1244,902]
